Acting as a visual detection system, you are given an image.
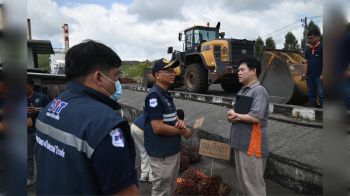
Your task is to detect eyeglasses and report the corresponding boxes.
[158,69,175,74]
[307,36,315,39]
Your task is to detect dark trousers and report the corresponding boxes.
[27,132,35,181]
[307,76,324,107]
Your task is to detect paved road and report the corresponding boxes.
[126,82,310,106]
[129,83,236,97]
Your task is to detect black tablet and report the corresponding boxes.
[234,95,253,114]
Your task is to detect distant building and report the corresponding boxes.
[50,48,65,74]
[27,39,54,71]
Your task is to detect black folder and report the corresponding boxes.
[234,95,253,114]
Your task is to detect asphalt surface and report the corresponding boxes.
[132,83,236,97]
[127,82,310,107]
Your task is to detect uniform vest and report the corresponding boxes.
[35,82,135,195]
[144,85,181,157]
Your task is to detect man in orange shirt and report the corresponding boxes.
[227,58,269,196]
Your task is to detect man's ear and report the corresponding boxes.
[93,71,103,86]
[249,68,256,76]
[154,72,160,79]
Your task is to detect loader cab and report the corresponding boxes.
[184,26,218,53]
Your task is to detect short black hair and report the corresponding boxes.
[27,76,34,86]
[238,57,261,77]
[65,40,122,81]
[307,29,321,37]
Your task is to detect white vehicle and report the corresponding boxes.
[50,49,65,74]
[50,59,65,74]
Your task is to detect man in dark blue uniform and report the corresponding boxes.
[26,77,50,186]
[144,59,192,196]
[131,109,186,183]
[303,29,323,108]
[35,40,139,195]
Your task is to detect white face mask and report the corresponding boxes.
[100,73,122,101]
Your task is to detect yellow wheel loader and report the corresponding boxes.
[143,22,308,104]
[143,22,255,93]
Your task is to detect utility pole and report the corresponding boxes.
[301,17,308,52]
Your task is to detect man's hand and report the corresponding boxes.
[181,128,192,139]
[27,106,37,116]
[27,117,33,128]
[227,109,239,123]
[175,120,186,130]
[227,109,237,119]
[320,75,323,82]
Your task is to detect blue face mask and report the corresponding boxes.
[110,80,122,101]
[100,73,122,101]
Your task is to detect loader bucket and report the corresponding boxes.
[259,50,308,104]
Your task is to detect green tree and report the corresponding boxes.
[120,60,153,79]
[38,54,50,71]
[255,36,264,60]
[265,37,276,50]
[283,32,300,51]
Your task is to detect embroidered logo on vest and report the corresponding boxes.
[46,99,68,120]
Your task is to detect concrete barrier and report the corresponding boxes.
[123,84,323,128]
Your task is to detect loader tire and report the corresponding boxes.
[184,63,208,93]
[221,76,241,93]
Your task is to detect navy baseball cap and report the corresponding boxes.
[152,58,179,74]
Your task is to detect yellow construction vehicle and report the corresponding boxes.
[143,22,255,93]
[142,22,309,104]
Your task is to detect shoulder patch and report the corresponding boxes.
[109,128,125,148]
[149,98,158,108]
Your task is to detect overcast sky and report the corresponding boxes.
[27,0,326,61]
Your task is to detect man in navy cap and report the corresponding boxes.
[144,58,192,196]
